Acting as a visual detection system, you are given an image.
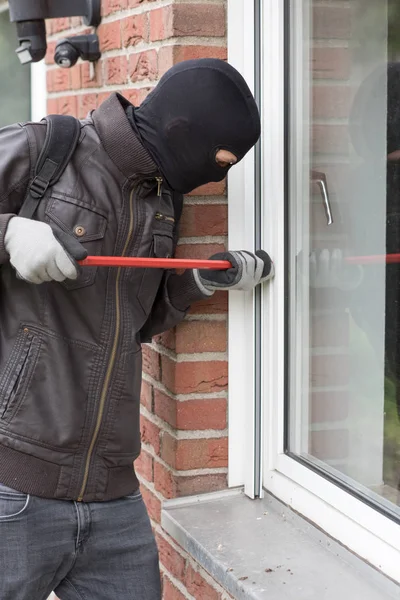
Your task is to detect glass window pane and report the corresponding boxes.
[288,0,400,516]
[0,9,31,127]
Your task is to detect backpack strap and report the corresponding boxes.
[19,114,81,219]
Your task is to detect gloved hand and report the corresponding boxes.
[194,250,274,294]
[308,248,363,291]
[4,216,88,284]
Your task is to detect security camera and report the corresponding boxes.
[15,19,47,65]
[8,0,102,65]
[55,35,101,68]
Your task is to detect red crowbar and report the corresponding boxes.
[346,254,400,265]
[80,256,232,270]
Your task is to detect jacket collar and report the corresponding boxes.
[92,93,158,179]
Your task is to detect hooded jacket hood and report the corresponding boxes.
[130,58,261,193]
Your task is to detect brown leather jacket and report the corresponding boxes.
[0,93,205,502]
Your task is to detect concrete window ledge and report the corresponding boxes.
[162,489,400,600]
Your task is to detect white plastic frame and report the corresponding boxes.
[227,0,258,495]
[260,0,400,584]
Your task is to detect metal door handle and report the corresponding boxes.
[311,171,333,226]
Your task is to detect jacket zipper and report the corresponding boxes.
[155,177,163,196]
[155,212,175,224]
[77,186,137,502]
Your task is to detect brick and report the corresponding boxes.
[58,96,78,117]
[154,329,176,352]
[175,243,226,261]
[45,41,56,65]
[47,98,58,114]
[122,87,153,106]
[70,64,81,90]
[140,380,153,412]
[158,44,227,76]
[46,71,54,94]
[173,4,225,38]
[161,433,228,470]
[154,461,227,497]
[185,564,221,600]
[98,20,121,51]
[163,577,187,600]
[122,14,147,47]
[129,50,158,82]
[310,429,349,460]
[312,6,352,39]
[180,204,228,237]
[154,391,227,431]
[189,180,226,196]
[156,533,186,581]
[189,291,228,315]
[78,93,98,119]
[135,449,153,482]
[52,68,70,93]
[177,321,227,354]
[142,345,161,380]
[140,485,161,522]
[154,461,175,499]
[311,391,349,424]
[312,86,352,119]
[140,414,161,454]
[311,354,349,387]
[81,62,102,88]
[105,56,128,85]
[161,356,228,395]
[104,0,128,16]
[175,472,227,496]
[149,6,174,42]
[312,48,350,80]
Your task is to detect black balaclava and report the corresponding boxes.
[129,59,261,194]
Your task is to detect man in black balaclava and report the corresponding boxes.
[0,58,273,600]
[128,58,261,193]
[126,58,273,296]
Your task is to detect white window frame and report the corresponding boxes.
[228,0,400,583]
[31,60,47,121]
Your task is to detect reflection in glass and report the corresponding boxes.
[288,0,400,513]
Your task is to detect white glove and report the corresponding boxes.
[194,250,274,294]
[309,248,363,291]
[5,217,87,284]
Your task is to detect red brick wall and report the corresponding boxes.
[46,1,230,597]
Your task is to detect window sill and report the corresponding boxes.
[162,489,400,600]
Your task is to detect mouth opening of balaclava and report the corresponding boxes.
[131,58,261,194]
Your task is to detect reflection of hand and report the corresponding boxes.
[309,249,363,291]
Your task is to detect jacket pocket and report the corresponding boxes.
[137,215,174,316]
[0,324,98,450]
[0,326,40,423]
[45,193,107,290]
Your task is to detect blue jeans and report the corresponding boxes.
[0,482,161,600]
